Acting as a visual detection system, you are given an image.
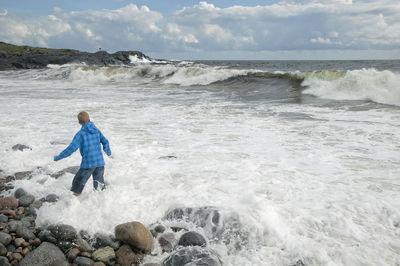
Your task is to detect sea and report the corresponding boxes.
[0,59,399,266]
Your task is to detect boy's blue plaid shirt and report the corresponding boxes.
[54,122,111,168]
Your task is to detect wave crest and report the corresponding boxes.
[301,68,400,106]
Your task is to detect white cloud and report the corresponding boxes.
[310,37,332,44]
[0,9,7,16]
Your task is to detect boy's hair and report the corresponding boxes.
[77,111,90,125]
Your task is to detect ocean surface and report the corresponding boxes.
[0,59,399,265]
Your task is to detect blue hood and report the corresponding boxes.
[81,122,97,134]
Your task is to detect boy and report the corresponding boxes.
[54,111,111,196]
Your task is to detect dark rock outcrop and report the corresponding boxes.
[0,42,149,70]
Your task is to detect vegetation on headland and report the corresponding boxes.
[0,42,79,55]
[0,42,147,70]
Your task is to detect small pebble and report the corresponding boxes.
[80,251,91,258]
[13,238,24,247]
[12,252,23,261]
[22,247,30,256]
[32,238,41,247]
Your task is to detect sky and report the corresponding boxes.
[0,0,399,60]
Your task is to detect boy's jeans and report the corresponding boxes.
[71,166,105,194]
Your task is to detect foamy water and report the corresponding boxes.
[0,61,399,265]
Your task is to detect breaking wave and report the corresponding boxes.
[301,68,400,106]
[18,61,400,106]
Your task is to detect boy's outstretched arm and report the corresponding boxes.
[99,131,111,156]
[54,133,82,161]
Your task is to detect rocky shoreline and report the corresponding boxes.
[0,144,306,266]
[0,147,237,266]
[0,42,149,71]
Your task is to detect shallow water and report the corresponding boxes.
[0,60,399,265]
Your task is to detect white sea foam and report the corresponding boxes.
[301,68,400,106]
[43,63,258,86]
[0,65,399,265]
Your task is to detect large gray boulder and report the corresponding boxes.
[162,207,223,241]
[19,242,68,266]
[162,246,222,266]
[163,207,247,250]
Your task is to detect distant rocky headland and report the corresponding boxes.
[0,42,149,70]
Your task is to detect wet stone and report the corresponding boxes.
[67,247,80,262]
[158,232,177,253]
[12,252,23,261]
[19,242,67,266]
[57,241,74,253]
[7,221,21,232]
[13,238,24,247]
[150,224,166,238]
[75,236,93,253]
[48,224,77,242]
[0,243,7,256]
[74,256,94,266]
[92,246,115,265]
[162,246,222,266]
[31,200,43,209]
[18,194,35,207]
[21,247,30,256]
[14,171,32,180]
[92,233,115,249]
[12,144,31,151]
[0,214,8,223]
[178,231,207,248]
[0,210,15,217]
[0,232,12,246]
[0,255,11,266]
[16,224,35,240]
[14,188,27,199]
[115,244,144,266]
[7,244,15,253]
[45,194,59,202]
[38,230,57,244]
[0,197,19,209]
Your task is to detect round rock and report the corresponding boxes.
[158,232,177,252]
[14,188,27,199]
[115,244,144,265]
[92,246,115,265]
[48,224,77,242]
[74,256,94,266]
[115,221,153,253]
[178,231,207,247]
[16,224,36,240]
[0,197,19,209]
[0,232,11,246]
[45,194,58,203]
[18,194,35,207]
[0,256,11,266]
